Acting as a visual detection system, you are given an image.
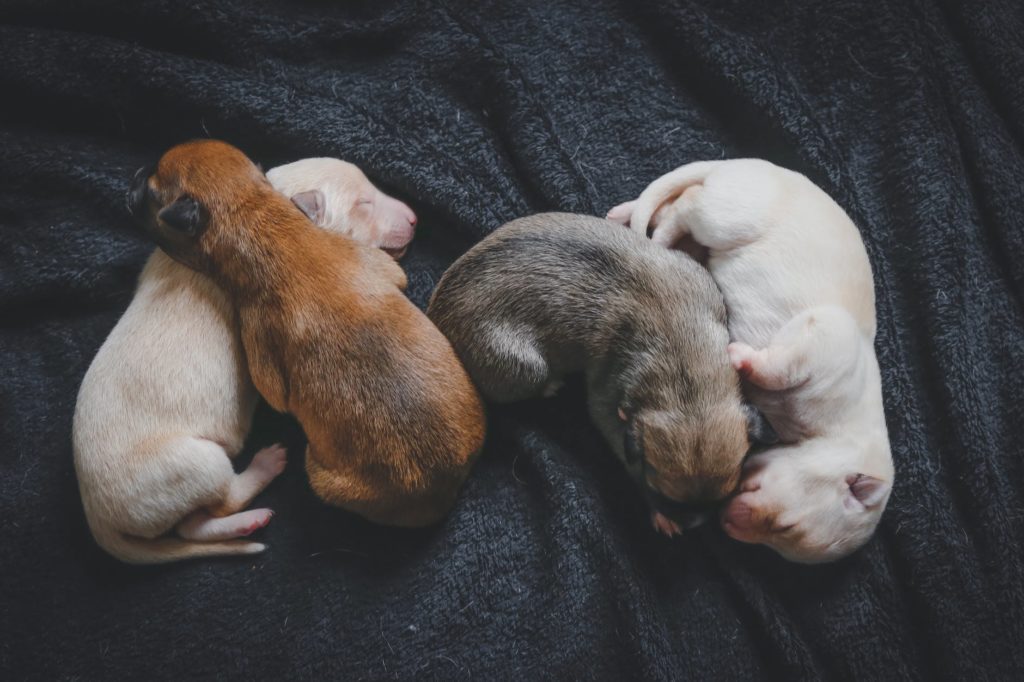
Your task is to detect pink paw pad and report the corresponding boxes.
[239,510,273,536]
[727,343,756,376]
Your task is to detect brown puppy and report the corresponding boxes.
[429,213,775,533]
[129,140,485,526]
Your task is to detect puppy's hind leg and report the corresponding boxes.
[212,443,288,515]
[606,200,637,225]
[175,443,287,541]
[177,508,274,541]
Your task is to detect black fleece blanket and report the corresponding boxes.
[2,0,1023,679]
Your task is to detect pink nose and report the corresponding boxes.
[721,500,752,531]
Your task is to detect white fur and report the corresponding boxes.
[610,158,893,563]
[72,158,411,564]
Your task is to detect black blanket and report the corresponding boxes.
[2,0,1023,679]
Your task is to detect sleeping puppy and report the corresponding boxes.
[427,212,773,534]
[610,158,894,563]
[129,139,485,527]
[73,156,417,564]
[266,157,416,259]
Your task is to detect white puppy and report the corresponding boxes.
[266,158,417,259]
[73,158,417,564]
[608,159,893,563]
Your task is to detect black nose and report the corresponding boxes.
[126,165,153,217]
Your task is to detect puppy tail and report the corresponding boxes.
[629,160,724,233]
[98,531,265,565]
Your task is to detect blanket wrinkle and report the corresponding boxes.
[2,0,1023,679]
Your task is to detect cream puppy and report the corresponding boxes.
[609,159,893,563]
[73,157,417,564]
[266,158,417,259]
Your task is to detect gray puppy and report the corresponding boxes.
[428,212,772,533]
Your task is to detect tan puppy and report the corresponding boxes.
[129,140,485,527]
[610,159,894,563]
[73,156,416,564]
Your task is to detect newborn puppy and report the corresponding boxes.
[428,212,771,533]
[612,159,894,563]
[73,156,414,564]
[266,158,416,258]
[130,140,484,527]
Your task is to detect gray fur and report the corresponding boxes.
[428,213,751,511]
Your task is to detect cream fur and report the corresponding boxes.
[611,158,894,563]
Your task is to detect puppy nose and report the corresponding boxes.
[721,500,753,530]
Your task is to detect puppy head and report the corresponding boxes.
[720,441,892,563]
[127,139,271,270]
[620,399,753,527]
[265,158,417,259]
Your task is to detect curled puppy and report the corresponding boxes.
[613,159,893,563]
[129,140,485,527]
[73,156,415,564]
[428,212,772,533]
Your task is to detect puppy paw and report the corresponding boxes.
[237,508,274,536]
[606,200,636,225]
[727,342,758,376]
[250,443,287,480]
[651,511,682,538]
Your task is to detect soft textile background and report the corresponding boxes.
[1,0,1022,679]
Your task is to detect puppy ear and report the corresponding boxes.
[744,405,779,445]
[291,190,326,226]
[847,474,890,508]
[157,195,207,237]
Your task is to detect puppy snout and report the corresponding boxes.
[379,196,417,259]
[720,496,769,543]
[393,201,417,239]
[721,500,753,530]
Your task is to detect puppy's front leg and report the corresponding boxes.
[728,342,804,391]
[728,312,820,391]
[728,306,858,392]
[239,313,291,413]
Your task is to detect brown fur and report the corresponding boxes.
[134,140,485,526]
[427,213,761,528]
